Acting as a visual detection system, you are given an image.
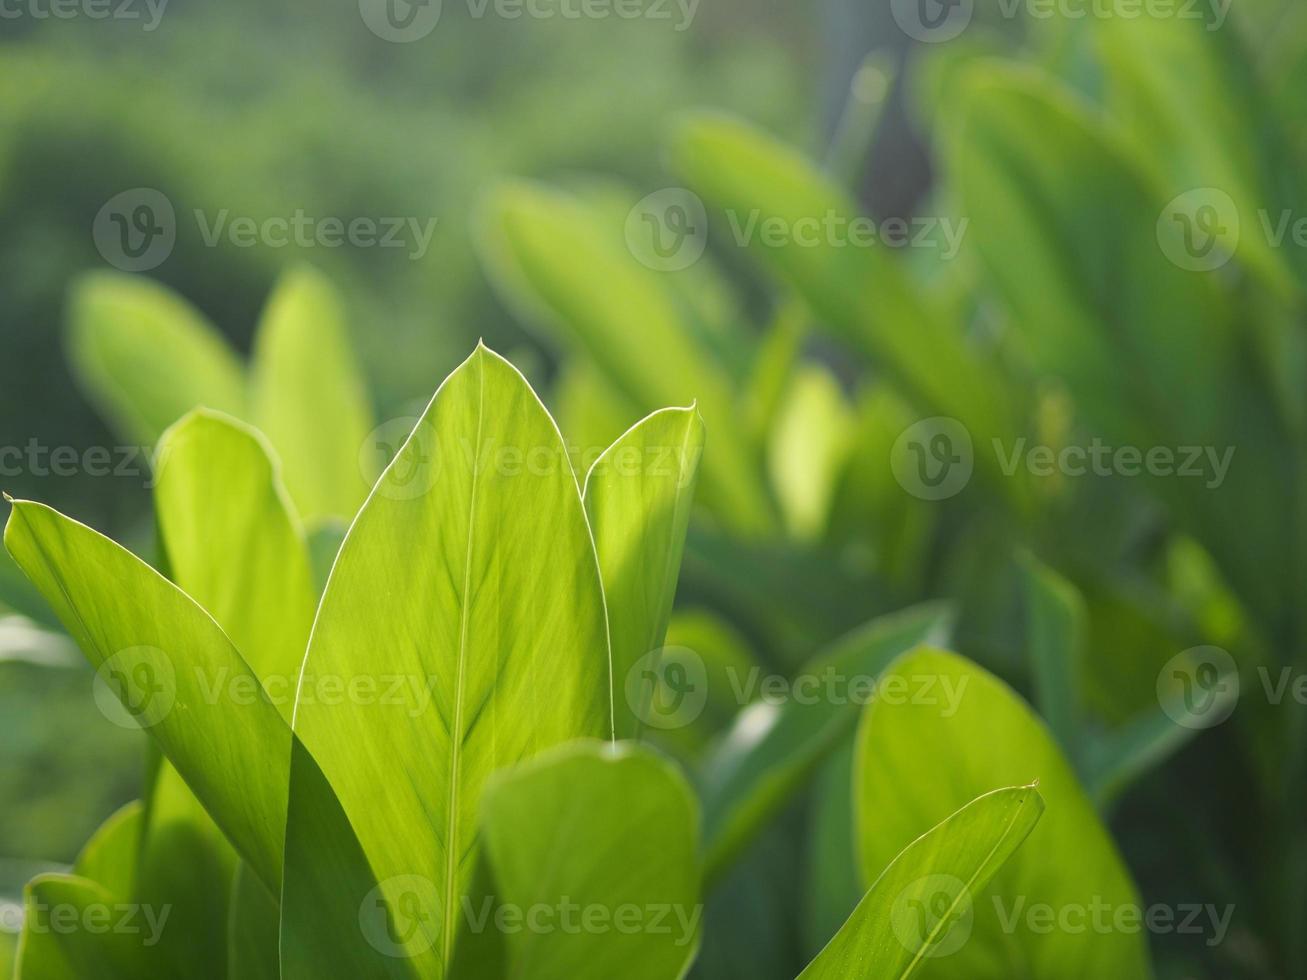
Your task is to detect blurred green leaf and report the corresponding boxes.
[669,113,1025,506]
[478,181,774,534]
[66,273,246,446]
[767,365,854,542]
[250,265,375,524]
[701,603,952,883]
[856,648,1152,978]
[1021,555,1086,768]
[70,801,142,900]
[17,874,163,979]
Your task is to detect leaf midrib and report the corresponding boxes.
[443,351,486,969]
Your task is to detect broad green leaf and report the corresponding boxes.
[583,407,704,740]
[66,273,246,446]
[767,366,854,542]
[155,409,317,706]
[71,802,143,900]
[478,181,774,535]
[283,345,612,979]
[16,875,163,980]
[799,786,1044,979]
[855,649,1152,978]
[227,864,279,980]
[479,741,701,980]
[250,265,375,524]
[1021,556,1085,768]
[3,500,291,891]
[701,603,952,883]
[669,113,1024,506]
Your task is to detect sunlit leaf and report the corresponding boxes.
[479,741,701,980]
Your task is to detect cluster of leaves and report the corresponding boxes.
[5,5,1307,979]
[7,324,1067,979]
[467,8,1307,980]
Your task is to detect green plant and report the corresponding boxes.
[4,340,1056,978]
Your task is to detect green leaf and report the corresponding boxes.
[1021,555,1086,768]
[949,62,1291,625]
[1093,10,1301,297]
[155,409,317,705]
[801,738,861,959]
[700,603,952,883]
[71,802,143,900]
[766,365,855,542]
[3,499,291,892]
[282,344,613,979]
[583,407,704,740]
[66,273,246,446]
[250,265,376,524]
[478,181,774,535]
[227,864,279,980]
[16,874,163,980]
[799,786,1044,979]
[668,113,1023,505]
[479,741,701,980]
[136,763,235,979]
[855,648,1152,978]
